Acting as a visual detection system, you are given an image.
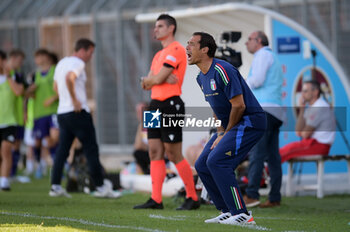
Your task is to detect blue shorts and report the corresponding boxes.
[33,115,59,139]
[14,126,24,140]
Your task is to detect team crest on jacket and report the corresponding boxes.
[210,79,217,91]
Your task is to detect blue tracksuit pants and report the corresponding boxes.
[195,116,265,215]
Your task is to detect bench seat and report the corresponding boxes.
[286,155,350,198]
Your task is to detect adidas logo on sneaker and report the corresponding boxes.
[205,212,231,223]
[219,211,256,225]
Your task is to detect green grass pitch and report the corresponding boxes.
[0,176,349,231]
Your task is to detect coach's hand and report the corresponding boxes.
[210,133,224,149]
[298,95,306,107]
[73,98,82,112]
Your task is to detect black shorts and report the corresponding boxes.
[147,96,184,143]
[0,126,16,143]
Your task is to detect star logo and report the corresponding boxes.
[143,109,162,128]
[150,109,162,122]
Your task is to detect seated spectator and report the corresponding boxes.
[184,137,207,175]
[280,80,335,163]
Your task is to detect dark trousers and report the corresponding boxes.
[51,110,103,187]
[246,112,283,202]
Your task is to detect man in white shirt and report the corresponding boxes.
[50,38,120,198]
[280,80,335,162]
[244,31,284,208]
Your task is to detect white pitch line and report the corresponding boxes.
[149,214,270,231]
[149,214,185,221]
[0,211,167,232]
[255,216,305,221]
[281,231,308,232]
[231,224,271,231]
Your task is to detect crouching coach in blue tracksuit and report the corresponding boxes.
[186,32,266,226]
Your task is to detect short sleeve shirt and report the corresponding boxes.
[150,41,187,101]
[54,56,89,114]
[304,97,335,144]
[196,58,264,129]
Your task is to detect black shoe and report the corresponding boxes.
[176,197,200,210]
[1,187,10,191]
[133,198,164,209]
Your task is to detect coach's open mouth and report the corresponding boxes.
[187,53,192,61]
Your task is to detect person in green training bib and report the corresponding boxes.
[0,50,24,190]
[7,49,26,177]
[23,95,36,176]
[26,49,59,175]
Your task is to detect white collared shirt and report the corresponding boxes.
[247,46,285,121]
[246,46,273,90]
[54,56,90,114]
